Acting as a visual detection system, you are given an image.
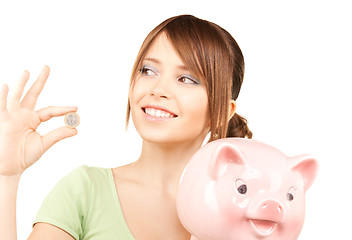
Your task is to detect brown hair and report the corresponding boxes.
[126,15,252,141]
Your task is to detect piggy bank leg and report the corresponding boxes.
[190,236,199,240]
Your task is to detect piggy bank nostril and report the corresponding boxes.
[257,200,284,222]
[278,206,282,213]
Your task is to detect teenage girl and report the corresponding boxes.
[0,15,252,240]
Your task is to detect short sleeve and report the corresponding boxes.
[33,166,92,240]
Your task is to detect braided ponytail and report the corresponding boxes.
[226,113,252,139]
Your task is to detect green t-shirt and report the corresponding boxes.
[34,166,136,240]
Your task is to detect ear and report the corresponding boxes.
[208,142,246,180]
[228,100,236,121]
[289,154,318,191]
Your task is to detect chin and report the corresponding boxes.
[139,131,205,147]
[141,134,185,145]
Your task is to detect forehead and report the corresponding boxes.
[144,33,186,67]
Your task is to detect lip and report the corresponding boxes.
[249,219,277,237]
[142,105,178,121]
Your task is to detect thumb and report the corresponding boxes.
[41,127,78,152]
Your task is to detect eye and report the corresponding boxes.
[140,65,158,77]
[287,187,296,201]
[234,178,247,194]
[177,75,200,85]
[238,184,247,194]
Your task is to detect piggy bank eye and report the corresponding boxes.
[238,184,247,194]
[287,187,296,201]
[235,178,247,194]
[287,193,294,201]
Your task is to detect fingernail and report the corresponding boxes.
[67,106,78,111]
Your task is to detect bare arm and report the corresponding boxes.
[0,174,20,239]
[29,223,75,240]
[0,66,78,239]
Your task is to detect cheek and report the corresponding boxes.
[181,89,209,122]
[215,170,249,225]
[286,197,306,225]
[129,80,146,106]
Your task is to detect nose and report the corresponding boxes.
[150,87,167,99]
[257,200,284,223]
[150,78,169,99]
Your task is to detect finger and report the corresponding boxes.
[10,70,30,103]
[0,84,9,111]
[21,65,50,109]
[36,106,78,122]
[41,126,78,152]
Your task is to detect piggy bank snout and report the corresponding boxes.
[256,200,284,223]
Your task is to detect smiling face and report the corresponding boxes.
[129,33,210,145]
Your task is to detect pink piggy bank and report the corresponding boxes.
[177,138,318,240]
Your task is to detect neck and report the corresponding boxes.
[133,138,205,196]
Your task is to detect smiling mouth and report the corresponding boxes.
[250,219,277,237]
[142,107,177,118]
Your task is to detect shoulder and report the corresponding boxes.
[52,165,111,195]
[34,166,111,239]
[64,165,110,181]
[35,166,113,219]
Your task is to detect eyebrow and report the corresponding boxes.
[144,57,189,71]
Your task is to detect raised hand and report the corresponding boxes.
[0,66,78,176]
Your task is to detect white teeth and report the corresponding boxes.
[155,110,161,117]
[144,108,175,118]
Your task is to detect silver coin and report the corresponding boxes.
[64,112,80,128]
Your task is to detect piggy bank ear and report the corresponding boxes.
[289,155,318,191]
[208,143,246,180]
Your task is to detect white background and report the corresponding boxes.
[1,0,351,239]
